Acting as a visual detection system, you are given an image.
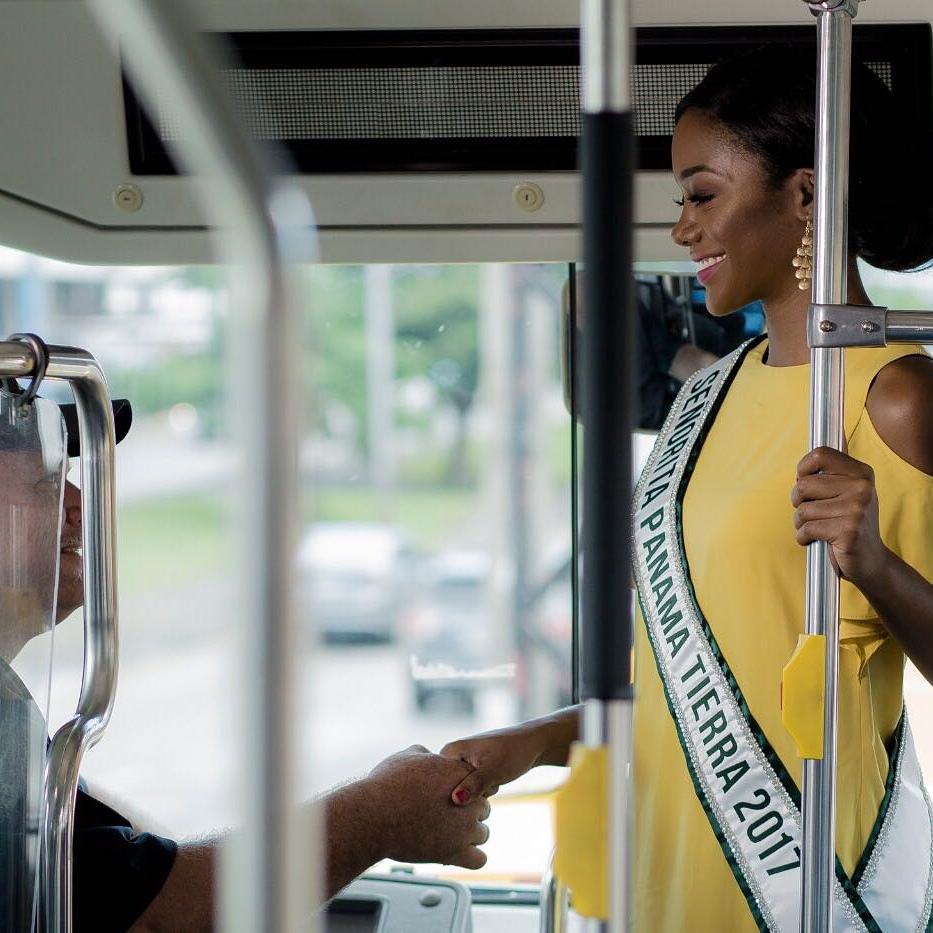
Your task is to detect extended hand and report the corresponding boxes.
[365,745,491,869]
[792,446,888,584]
[441,712,577,806]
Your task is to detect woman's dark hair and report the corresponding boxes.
[675,44,933,272]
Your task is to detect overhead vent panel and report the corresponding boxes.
[123,24,932,175]
[126,30,580,173]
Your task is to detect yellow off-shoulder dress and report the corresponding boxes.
[632,339,933,931]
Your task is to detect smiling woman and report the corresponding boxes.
[671,105,814,318]
[637,42,933,930]
[671,45,933,325]
[439,40,933,933]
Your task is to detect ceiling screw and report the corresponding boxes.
[513,183,545,213]
[113,184,144,213]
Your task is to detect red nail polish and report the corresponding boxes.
[454,788,471,804]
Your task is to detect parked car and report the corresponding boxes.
[403,550,498,714]
[404,546,577,716]
[297,521,414,642]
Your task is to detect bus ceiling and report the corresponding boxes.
[0,0,930,265]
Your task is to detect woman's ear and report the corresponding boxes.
[794,168,815,218]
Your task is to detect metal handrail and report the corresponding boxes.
[809,305,933,348]
[885,311,933,344]
[83,3,317,932]
[801,2,860,931]
[0,339,119,933]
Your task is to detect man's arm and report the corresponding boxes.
[130,746,490,932]
[668,344,718,383]
[129,843,215,933]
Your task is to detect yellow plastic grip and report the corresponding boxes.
[781,633,826,760]
[553,743,608,919]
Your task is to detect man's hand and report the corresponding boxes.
[364,745,491,868]
[325,744,491,897]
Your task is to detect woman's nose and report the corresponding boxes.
[671,209,699,249]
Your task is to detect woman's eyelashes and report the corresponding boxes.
[673,192,715,207]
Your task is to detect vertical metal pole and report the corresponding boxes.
[580,0,635,930]
[84,3,317,932]
[801,4,858,931]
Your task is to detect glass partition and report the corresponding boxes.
[0,392,66,931]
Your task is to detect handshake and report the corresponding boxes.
[325,715,572,897]
[323,743,492,896]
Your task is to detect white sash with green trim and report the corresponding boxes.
[633,340,933,933]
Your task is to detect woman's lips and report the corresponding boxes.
[697,255,726,285]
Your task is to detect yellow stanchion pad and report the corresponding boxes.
[781,633,826,759]
[553,743,608,920]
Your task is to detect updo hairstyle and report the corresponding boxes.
[674,44,933,272]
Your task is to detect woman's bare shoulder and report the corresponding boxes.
[865,354,933,476]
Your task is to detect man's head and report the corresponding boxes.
[0,397,131,662]
[54,399,132,621]
[0,427,67,661]
[57,478,82,621]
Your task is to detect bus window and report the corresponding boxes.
[4,250,574,885]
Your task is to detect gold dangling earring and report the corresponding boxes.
[794,218,813,290]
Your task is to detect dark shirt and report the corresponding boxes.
[73,786,177,933]
[635,279,757,430]
[1,660,177,932]
[637,281,683,430]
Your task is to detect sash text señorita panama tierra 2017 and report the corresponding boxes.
[632,337,933,933]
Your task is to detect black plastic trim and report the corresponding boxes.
[122,23,933,176]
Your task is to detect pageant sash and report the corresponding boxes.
[633,340,933,933]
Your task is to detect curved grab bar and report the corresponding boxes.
[83,2,317,932]
[42,348,119,933]
[0,340,118,933]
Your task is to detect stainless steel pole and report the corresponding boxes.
[801,4,859,931]
[83,2,317,932]
[0,340,120,933]
[885,311,933,344]
[580,1,634,931]
[581,700,632,933]
[808,304,933,348]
